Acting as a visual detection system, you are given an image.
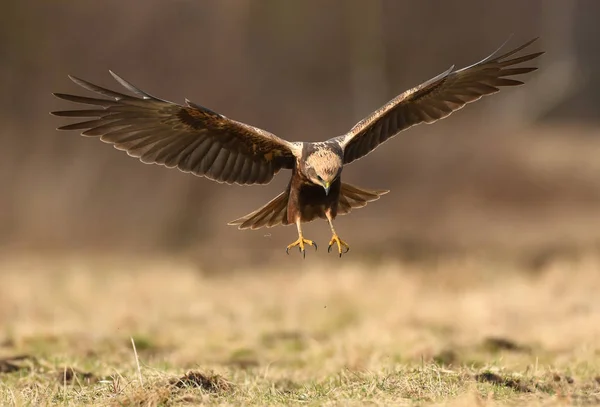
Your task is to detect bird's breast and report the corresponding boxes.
[297,178,340,208]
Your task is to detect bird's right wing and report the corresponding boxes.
[52,72,301,185]
[333,38,543,164]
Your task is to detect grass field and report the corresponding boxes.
[0,254,599,406]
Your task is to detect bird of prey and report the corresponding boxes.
[52,38,542,257]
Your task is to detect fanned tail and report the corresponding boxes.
[228,182,388,230]
[337,183,389,215]
[228,190,290,230]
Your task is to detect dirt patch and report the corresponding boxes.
[170,371,233,393]
[475,371,531,393]
[482,336,531,353]
[57,366,97,385]
[0,355,36,374]
[115,371,233,406]
[552,373,574,384]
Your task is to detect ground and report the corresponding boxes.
[0,254,599,406]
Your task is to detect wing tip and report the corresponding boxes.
[496,36,543,61]
[477,35,540,65]
[108,69,125,84]
[500,34,540,49]
[52,92,74,101]
[68,74,88,87]
[109,70,153,99]
[227,219,244,227]
[522,36,540,47]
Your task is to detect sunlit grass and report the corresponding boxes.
[0,255,599,406]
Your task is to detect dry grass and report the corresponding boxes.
[0,254,600,406]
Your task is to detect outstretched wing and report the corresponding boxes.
[52,71,300,185]
[334,38,543,164]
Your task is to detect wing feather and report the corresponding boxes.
[335,38,543,164]
[52,72,301,185]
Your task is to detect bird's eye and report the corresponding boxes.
[317,175,323,181]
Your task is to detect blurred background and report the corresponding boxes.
[2,0,599,269]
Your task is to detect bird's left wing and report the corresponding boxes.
[52,72,300,185]
[333,38,543,164]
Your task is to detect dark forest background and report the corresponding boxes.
[1,0,599,267]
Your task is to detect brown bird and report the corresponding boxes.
[52,38,542,257]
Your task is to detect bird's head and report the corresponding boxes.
[303,146,343,195]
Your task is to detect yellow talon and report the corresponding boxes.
[286,237,317,258]
[328,234,350,257]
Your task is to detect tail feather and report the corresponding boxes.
[337,183,389,215]
[228,182,388,230]
[227,190,290,230]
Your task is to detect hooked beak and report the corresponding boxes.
[323,181,330,196]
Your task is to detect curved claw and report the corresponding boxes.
[328,234,350,258]
[286,237,317,258]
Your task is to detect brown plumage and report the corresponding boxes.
[52,37,543,257]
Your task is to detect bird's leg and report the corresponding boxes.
[286,219,317,258]
[326,211,349,257]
